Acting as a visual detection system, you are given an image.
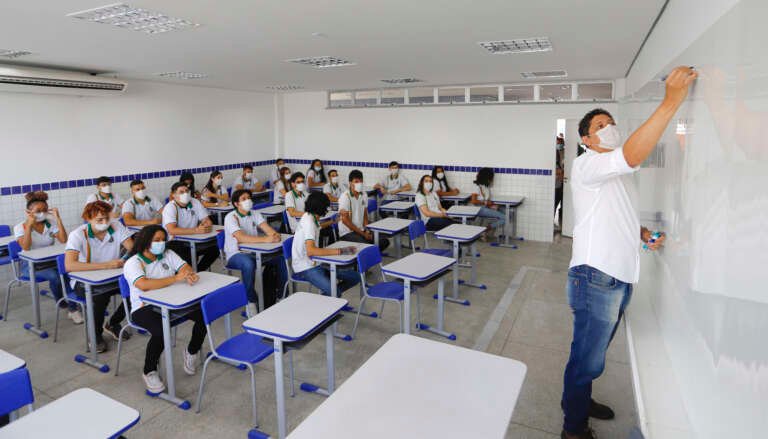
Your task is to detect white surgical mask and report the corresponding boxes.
[595,124,622,150]
[213,178,223,187]
[436,172,445,179]
[100,185,111,194]
[150,241,166,255]
[331,176,339,184]
[34,212,47,222]
[134,190,146,200]
[177,192,191,205]
[239,199,253,211]
[314,166,322,172]
[424,182,433,191]
[244,172,252,180]
[353,182,364,192]
[295,183,306,192]
[283,172,291,178]
[390,168,399,176]
[92,222,109,232]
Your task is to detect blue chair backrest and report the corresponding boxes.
[412,204,422,220]
[356,246,382,273]
[367,198,377,213]
[0,367,34,416]
[201,283,247,325]
[8,240,22,262]
[408,220,426,242]
[55,254,75,296]
[282,211,291,232]
[0,225,10,238]
[264,180,271,189]
[216,231,226,251]
[282,236,294,261]
[118,275,131,299]
[227,187,232,198]
[268,190,274,203]
[253,201,272,210]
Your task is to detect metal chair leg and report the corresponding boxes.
[114,325,129,376]
[397,301,403,333]
[247,363,259,428]
[350,296,368,338]
[379,300,385,319]
[195,355,215,413]
[53,298,64,342]
[289,350,295,397]
[3,280,16,321]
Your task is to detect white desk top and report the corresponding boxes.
[366,217,413,233]
[243,292,347,342]
[319,210,338,222]
[207,205,234,212]
[0,388,140,439]
[0,348,25,373]
[490,195,525,205]
[381,252,455,281]
[239,234,292,253]
[446,205,481,217]
[379,201,414,211]
[19,243,66,262]
[311,241,372,265]
[434,224,486,242]
[396,191,417,199]
[127,225,144,232]
[255,204,286,216]
[0,235,15,247]
[251,189,270,196]
[139,271,239,309]
[172,225,224,242]
[68,268,124,285]
[441,192,472,201]
[287,334,526,439]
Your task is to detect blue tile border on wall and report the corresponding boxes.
[282,159,551,176]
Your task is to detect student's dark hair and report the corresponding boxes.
[305,192,330,216]
[128,225,168,258]
[25,191,49,209]
[431,166,451,192]
[95,176,111,186]
[82,201,113,220]
[388,161,399,168]
[204,170,223,194]
[171,182,188,193]
[289,172,305,184]
[578,108,613,138]
[231,189,252,207]
[348,169,363,182]
[130,179,144,188]
[417,175,432,194]
[474,167,495,186]
[328,169,338,177]
[179,172,196,193]
[278,166,291,190]
[309,159,327,183]
[275,158,284,164]
[243,164,253,171]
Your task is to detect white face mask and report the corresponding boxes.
[390,168,399,176]
[177,192,191,205]
[100,185,111,194]
[150,241,166,255]
[331,176,339,184]
[244,172,252,180]
[133,190,146,200]
[436,172,445,180]
[595,124,622,150]
[34,212,47,222]
[276,164,283,169]
[283,172,291,179]
[423,182,433,191]
[213,178,223,187]
[314,166,322,172]
[92,222,110,232]
[295,183,307,192]
[239,199,253,211]
[353,182,364,192]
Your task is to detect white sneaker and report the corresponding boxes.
[68,310,84,325]
[246,303,258,318]
[183,349,199,375]
[142,371,165,394]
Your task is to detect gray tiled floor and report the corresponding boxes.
[0,234,637,438]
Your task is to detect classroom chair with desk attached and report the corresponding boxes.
[407,220,452,258]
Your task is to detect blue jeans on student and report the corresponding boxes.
[294,265,360,297]
[227,253,287,305]
[561,265,633,434]
[478,206,506,229]
[20,261,74,310]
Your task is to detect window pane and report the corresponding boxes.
[503,85,534,102]
[470,86,499,103]
[381,88,405,105]
[438,87,465,103]
[408,87,434,104]
[577,83,613,100]
[354,90,378,106]
[540,84,572,101]
[329,91,353,107]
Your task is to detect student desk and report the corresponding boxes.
[0,235,14,252]
[286,334,526,439]
[490,195,525,248]
[207,204,234,224]
[238,233,292,313]
[0,348,25,373]
[0,388,141,439]
[171,225,224,271]
[395,191,417,202]
[68,268,124,373]
[18,243,66,338]
[434,224,486,306]
[379,201,414,216]
[446,205,481,224]
[242,292,347,439]
[251,189,271,201]
[440,192,472,205]
[365,217,413,258]
[254,204,286,221]
[139,271,239,410]
[381,252,455,338]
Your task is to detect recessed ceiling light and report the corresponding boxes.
[0,49,32,59]
[266,85,304,91]
[479,37,553,54]
[156,72,207,79]
[381,78,423,84]
[521,70,567,79]
[286,56,355,69]
[67,3,201,34]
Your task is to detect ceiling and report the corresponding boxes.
[0,0,666,93]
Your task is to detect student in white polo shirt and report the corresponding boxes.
[431,165,460,209]
[85,176,123,218]
[415,175,457,231]
[270,158,286,186]
[560,67,695,439]
[273,166,292,205]
[306,158,327,189]
[122,179,163,227]
[200,169,230,209]
[65,201,134,353]
[469,167,506,241]
[374,161,411,203]
[162,182,218,272]
[322,169,346,203]
[224,189,286,316]
[284,172,309,233]
[337,169,389,251]
[233,164,263,192]
[123,225,205,394]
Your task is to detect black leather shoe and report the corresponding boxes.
[561,427,597,439]
[589,399,615,420]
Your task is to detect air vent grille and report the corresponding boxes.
[479,38,552,54]
[287,56,355,68]
[520,70,567,79]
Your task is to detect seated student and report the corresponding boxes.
[122,180,164,227]
[273,166,292,205]
[469,167,506,240]
[162,182,219,272]
[270,158,286,186]
[415,175,458,230]
[284,172,309,233]
[65,201,134,352]
[123,225,205,394]
[200,170,230,208]
[224,189,287,316]
[15,191,81,323]
[179,172,202,200]
[86,176,123,218]
[374,161,411,203]
[291,193,359,296]
[306,159,327,189]
[431,165,460,208]
[233,165,263,192]
[322,169,346,202]
[338,170,389,251]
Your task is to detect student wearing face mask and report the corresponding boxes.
[469,167,506,240]
[86,176,123,219]
[337,170,389,251]
[270,158,286,186]
[65,201,135,353]
[14,191,79,323]
[273,166,292,205]
[179,172,202,200]
[374,161,411,203]
[201,170,230,209]
[306,159,327,189]
[233,165,263,192]
[322,169,346,202]
[162,182,218,272]
[431,165,460,209]
[122,180,164,227]
[415,175,457,231]
[284,172,310,233]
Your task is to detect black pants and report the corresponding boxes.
[425,217,458,231]
[339,232,390,252]
[167,241,219,272]
[74,283,125,342]
[131,306,207,375]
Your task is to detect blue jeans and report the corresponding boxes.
[561,265,632,433]
[20,261,72,310]
[294,265,360,297]
[227,253,287,304]
[478,206,506,229]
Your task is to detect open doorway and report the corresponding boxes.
[554,119,566,234]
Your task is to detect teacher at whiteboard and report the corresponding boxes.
[561,66,697,439]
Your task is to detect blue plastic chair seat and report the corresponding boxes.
[367,282,406,300]
[18,273,50,283]
[420,248,453,257]
[0,255,11,266]
[215,333,274,364]
[65,292,86,304]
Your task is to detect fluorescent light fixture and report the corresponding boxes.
[67,3,201,34]
[381,78,423,84]
[156,72,207,79]
[479,37,552,54]
[266,85,304,91]
[287,56,355,68]
[0,49,32,58]
[521,70,568,79]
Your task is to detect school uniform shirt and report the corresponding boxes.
[284,190,308,232]
[223,210,267,261]
[233,175,259,191]
[306,169,325,185]
[291,213,320,274]
[85,192,123,213]
[124,250,187,313]
[122,195,163,221]
[14,220,58,250]
[337,190,368,237]
[201,185,226,203]
[474,184,492,202]
[323,182,346,199]
[65,222,132,288]
[434,179,450,193]
[415,191,442,224]
[270,166,281,184]
[161,199,209,232]
[380,174,410,201]
[273,181,287,204]
[569,148,641,283]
